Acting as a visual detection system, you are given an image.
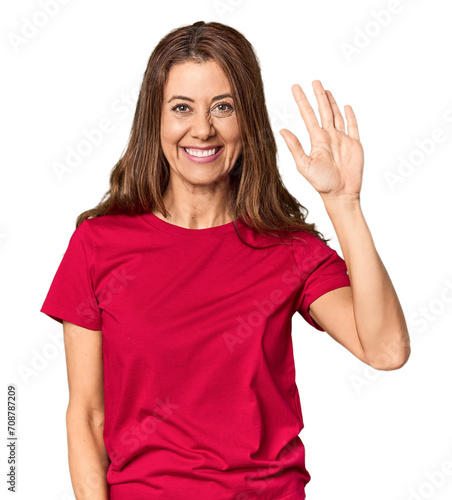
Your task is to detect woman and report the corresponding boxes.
[40,20,410,500]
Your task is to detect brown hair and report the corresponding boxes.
[76,21,331,248]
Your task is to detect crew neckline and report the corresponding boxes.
[140,211,245,238]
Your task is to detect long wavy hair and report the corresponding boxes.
[76,20,330,248]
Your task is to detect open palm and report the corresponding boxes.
[280,80,364,202]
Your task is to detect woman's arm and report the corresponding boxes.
[309,195,410,370]
[279,80,410,369]
[63,320,110,500]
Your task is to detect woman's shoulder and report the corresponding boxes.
[282,228,325,249]
[77,214,148,249]
[82,213,143,231]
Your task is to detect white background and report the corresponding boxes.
[2,0,452,499]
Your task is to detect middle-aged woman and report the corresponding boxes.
[40,20,410,500]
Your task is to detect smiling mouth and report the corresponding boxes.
[183,147,222,158]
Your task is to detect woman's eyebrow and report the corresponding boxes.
[168,93,233,103]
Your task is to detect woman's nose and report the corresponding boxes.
[190,112,214,140]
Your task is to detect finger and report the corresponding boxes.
[344,105,360,140]
[312,80,334,129]
[279,128,308,165]
[325,90,345,132]
[291,84,321,135]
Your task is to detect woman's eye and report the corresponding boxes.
[215,103,234,113]
[172,104,190,113]
[170,102,234,114]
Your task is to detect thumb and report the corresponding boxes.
[279,129,307,165]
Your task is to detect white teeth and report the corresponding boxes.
[185,147,219,157]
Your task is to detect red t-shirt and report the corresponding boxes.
[40,212,351,500]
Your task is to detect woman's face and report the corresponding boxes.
[160,60,242,187]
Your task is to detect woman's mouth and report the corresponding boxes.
[181,146,224,163]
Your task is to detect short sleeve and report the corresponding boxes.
[40,219,102,331]
[292,232,351,332]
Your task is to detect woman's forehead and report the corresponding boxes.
[164,60,231,98]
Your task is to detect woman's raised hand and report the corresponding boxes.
[280,80,364,202]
